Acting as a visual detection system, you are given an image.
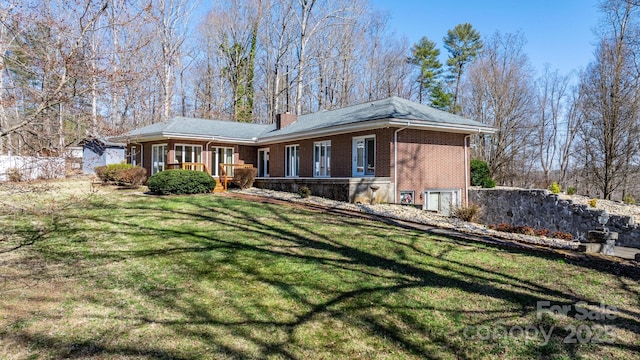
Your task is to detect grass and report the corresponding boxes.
[1,180,639,359]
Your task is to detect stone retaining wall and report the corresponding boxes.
[469,188,640,248]
[254,177,394,204]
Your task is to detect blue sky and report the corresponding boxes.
[370,0,602,78]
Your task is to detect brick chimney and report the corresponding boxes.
[276,112,297,130]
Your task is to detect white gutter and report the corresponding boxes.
[463,128,483,207]
[393,122,411,203]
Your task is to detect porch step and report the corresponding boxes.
[213,181,225,193]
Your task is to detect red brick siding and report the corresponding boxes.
[261,128,393,178]
[394,130,468,203]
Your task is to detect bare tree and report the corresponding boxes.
[534,65,569,187]
[463,31,536,185]
[1,0,108,155]
[145,0,196,122]
[576,0,640,199]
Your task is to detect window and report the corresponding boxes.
[313,141,331,177]
[211,147,234,176]
[130,145,137,166]
[352,136,375,177]
[424,190,460,216]
[400,191,414,204]
[258,148,269,177]
[175,144,202,164]
[151,144,167,175]
[285,145,299,177]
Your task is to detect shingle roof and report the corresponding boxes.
[117,96,494,143]
[261,96,491,138]
[127,117,274,140]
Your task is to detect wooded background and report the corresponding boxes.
[1,0,639,200]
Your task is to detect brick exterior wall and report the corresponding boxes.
[131,127,469,206]
[260,128,392,178]
[394,130,468,204]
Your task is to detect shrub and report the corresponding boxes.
[232,167,258,189]
[588,198,597,208]
[490,223,514,233]
[116,167,147,187]
[470,159,496,188]
[481,178,496,188]
[514,225,537,236]
[7,168,23,182]
[451,204,480,222]
[95,163,146,187]
[298,186,311,198]
[623,194,635,205]
[567,186,577,195]
[549,181,561,194]
[95,164,133,184]
[552,231,574,240]
[470,159,490,186]
[535,228,551,237]
[147,169,216,195]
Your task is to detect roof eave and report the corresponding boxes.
[111,132,259,144]
[387,119,497,134]
[256,119,391,144]
[257,118,496,144]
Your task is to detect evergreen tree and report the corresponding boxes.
[407,36,442,104]
[443,23,482,113]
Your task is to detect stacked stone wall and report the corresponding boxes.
[469,189,640,248]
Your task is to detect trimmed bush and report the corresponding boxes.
[589,198,597,208]
[116,167,147,187]
[95,163,146,187]
[451,204,480,222]
[147,170,216,195]
[95,164,132,184]
[567,187,577,195]
[232,167,258,189]
[298,186,311,198]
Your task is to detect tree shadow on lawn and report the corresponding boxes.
[5,194,640,359]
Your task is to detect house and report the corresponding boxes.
[81,138,126,174]
[111,97,495,212]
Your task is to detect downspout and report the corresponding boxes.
[393,122,410,203]
[463,135,471,207]
[463,128,482,207]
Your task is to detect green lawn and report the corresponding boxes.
[1,185,639,359]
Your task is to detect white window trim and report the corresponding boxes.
[211,146,234,176]
[352,135,376,177]
[423,189,461,214]
[174,144,203,164]
[313,140,331,178]
[151,143,168,175]
[130,145,137,166]
[258,147,270,177]
[285,144,300,177]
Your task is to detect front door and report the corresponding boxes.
[352,136,375,177]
